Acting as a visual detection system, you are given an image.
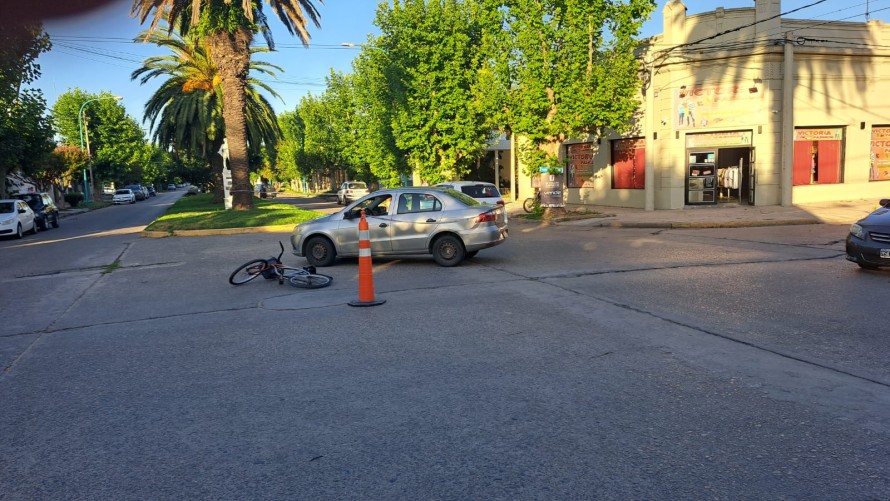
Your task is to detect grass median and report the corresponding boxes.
[145,193,323,232]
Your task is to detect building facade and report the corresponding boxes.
[512,0,890,209]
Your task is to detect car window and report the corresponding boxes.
[354,194,392,216]
[460,185,500,198]
[397,193,443,214]
[115,189,130,195]
[0,202,14,214]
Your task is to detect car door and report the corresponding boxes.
[334,194,394,256]
[18,201,34,230]
[390,192,443,253]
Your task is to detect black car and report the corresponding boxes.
[846,198,890,269]
[147,186,157,197]
[125,185,147,201]
[14,192,60,230]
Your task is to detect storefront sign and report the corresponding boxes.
[539,167,565,208]
[871,127,890,181]
[685,131,752,149]
[794,128,843,141]
[674,84,764,130]
[565,142,595,188]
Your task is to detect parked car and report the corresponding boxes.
[337,181,370,205]
[167,184,176,190]
[14,192,60,230]
[435,181,505,207]
[147,186,157,197]
[0,199,38,239]
[846,198,890,269]
[125,185,147,201]
[112,189,136,204]
[291,187,508,267]
[185,185,201,196]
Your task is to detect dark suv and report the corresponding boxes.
[14,192,60,230]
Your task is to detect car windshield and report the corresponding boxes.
[115,190,130,195]
[460,185,500,198]
[0,202,14,213]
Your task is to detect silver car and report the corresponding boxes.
[291,187,508,267]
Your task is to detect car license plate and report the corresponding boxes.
[881,249,890,259]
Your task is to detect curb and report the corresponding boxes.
[141,224,293,238]
[587,219,820,229]
[510,216,822,229]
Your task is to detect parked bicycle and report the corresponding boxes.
[229,242,333,289]
[523,188,541,213]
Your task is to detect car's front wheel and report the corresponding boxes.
[15,223,23,239]
[38,217,48,231]
[432,234,466,267]
[305,236,336,267]
[51,214,60,228]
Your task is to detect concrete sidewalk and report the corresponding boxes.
[506,198,882,229]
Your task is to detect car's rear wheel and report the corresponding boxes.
[38,218,48,231]
[432,234,466,267]
[51,214,60,228]
[305,236,336,267]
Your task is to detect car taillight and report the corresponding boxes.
[496,200,505,206]
[475,212,496,223]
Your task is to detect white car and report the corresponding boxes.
[337,181,370,205]
[435,181,505,207]
[0,199,38,239]
[113,189,136,204]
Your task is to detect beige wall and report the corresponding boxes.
[514,0,890,209]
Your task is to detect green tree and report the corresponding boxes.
[492,0,655,171]
[132,28,281,203]
[372,0,498,184]
[349,40,409,187]
[51,89,148,192]
[131,0,321,210]
[0,23,54,198]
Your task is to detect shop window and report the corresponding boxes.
[612,139,646,189]
[792,128,843,185]
[870,127,890,181]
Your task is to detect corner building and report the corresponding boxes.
[511,0,890,209]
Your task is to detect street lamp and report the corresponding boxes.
[78,95,122,207]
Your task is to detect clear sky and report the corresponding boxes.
[32,0,889,131]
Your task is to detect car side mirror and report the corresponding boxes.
[880,199,890,208]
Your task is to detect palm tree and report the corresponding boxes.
[131,0,321,210]
[131,29,282,203]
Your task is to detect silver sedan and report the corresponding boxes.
[291,187,508,267]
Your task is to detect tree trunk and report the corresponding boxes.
[205,28,253,210]
[209,136,225,204]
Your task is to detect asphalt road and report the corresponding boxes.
[1,198,888,499]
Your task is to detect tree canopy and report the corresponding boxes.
[0,23,54,197]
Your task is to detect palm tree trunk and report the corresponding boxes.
[209,136,225,204]
[205,28,253,210]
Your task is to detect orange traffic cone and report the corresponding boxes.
[348,210,386,307]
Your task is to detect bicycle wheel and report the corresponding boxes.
[523,197,536,213]
[229,259,268,285]
[288,273,333,289]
